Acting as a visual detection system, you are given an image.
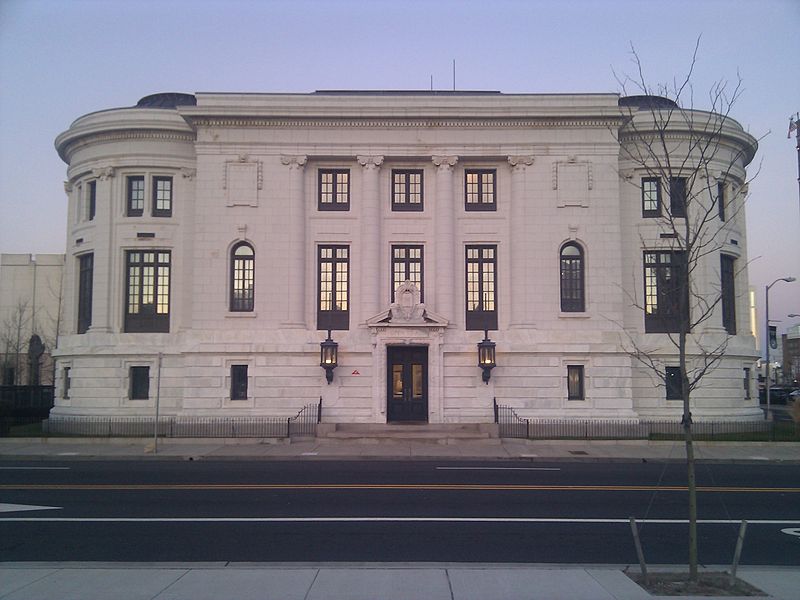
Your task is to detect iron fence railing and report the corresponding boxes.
[42,398,322,438]
[493,398,779,441]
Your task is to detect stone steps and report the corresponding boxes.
[317,422,500,444]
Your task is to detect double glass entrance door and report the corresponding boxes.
[387,346,428,422]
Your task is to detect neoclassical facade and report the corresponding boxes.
[52,91,761,426]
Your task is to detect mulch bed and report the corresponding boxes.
[627,571,767,596]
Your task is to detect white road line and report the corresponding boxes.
[0,503,62,513]
[435,467,561,471]
[1,517,799,524]
[0,467,70,470]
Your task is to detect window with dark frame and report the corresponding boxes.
[567,365,585,400]
[153,176,173,217]
[717,181,726,221]
[88,181,96,221]
[743,367,751,399]
[129,366,150,400]
[391,170,423,211]
[127,176,145,217]
[317,245,349,330]
[230,364,248,400]
[391,245,424,302]
[560,243,585,312]
[643,250,688,333]
[641,177,661,217]
[665,366,682,400]
[669,177,687,218]
[62,367,71,399]
[721,254,736,335]
[124,250,171,333]
[465,245,498,330]
[77,253,93,334]
[230,242,255,312]
[465,169,496,211]
[318,169,350,211]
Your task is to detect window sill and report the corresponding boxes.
[559,312,590,319]
[226,312,258,318]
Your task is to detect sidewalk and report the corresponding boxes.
[2,563,799,600]
[1,436,800,463]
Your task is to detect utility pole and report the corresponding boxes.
[790,113,800,220]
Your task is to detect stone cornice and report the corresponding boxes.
[57,129,196,163]
[186,117,623,130]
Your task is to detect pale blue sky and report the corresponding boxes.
[1,0,798,338]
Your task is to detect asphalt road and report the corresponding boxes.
[1,459,799,565]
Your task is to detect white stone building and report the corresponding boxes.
[51,91,761,426]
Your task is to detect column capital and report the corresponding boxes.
[180,167,197,180]
[92,166,116,180]
[357,155,384,169]
[432,155,459,170]
[508,155,535,170]
[280,155,308,169]
[63,181,73,194]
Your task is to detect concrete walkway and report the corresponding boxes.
[1,564,798,600]
[1,436,799,463]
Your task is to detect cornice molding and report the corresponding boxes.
[189,117,622,130]
[60,129,195,160]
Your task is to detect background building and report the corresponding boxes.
[0,254,64,386]
[50,91,761,427]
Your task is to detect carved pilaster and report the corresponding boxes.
[358,155,384,320]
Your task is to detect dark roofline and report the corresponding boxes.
[313,90,502,96]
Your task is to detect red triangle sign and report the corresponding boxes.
[351,370,360,375]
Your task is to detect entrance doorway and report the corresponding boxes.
[387,346,428,422]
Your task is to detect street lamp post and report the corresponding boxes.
[765,277,796,419]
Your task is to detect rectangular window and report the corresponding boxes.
[721,254,736,335]
[153,176,173,217]
[77,253,93,334]
[391,245,424,302]
[665,366,682,400]
[643,251,688,333]
[87,181,96,221]
[743,367,751,399]
[127,176,145,217]
[392,170,423,211]
[318,169,350,210]
[230,365,248,400]
[641,177,661,217]
[465,169,496,211]
[717,182,726,221]
[129,366,150,400]
[669,177,687,218]
[62,367,71,399]
[124,250,170,333]
[465,245,498,330]
[567,365,585,400]
[317,245,349,330]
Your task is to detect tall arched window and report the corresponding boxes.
[560,242,584,312]
[230,242,255,312]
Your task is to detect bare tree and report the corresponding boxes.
[0,300,31,385]
[614,40,761,580]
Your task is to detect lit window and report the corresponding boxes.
[465,169,496,211]
[153,176,172,217]
[465,245,497,330]
[318,169,350,210]
[230,243,255,312]
[318,245,349,330]
[643,251,687,333]
[392,170,423,211]
[567,365,584,400]
[642,177,660,217]
[127,176,145,217]
[391,245,424,302]
[125,250,170,332]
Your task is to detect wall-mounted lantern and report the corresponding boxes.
[477,329,496,384]
[320,330,338,384]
